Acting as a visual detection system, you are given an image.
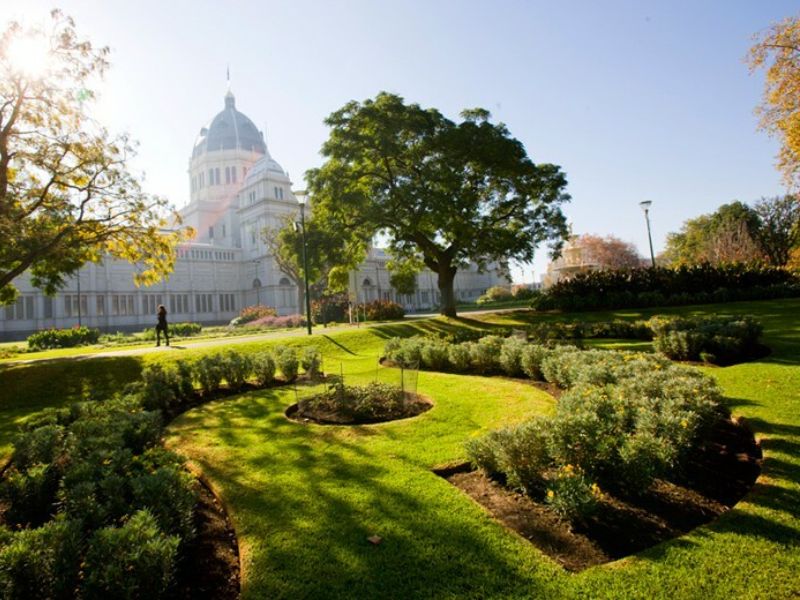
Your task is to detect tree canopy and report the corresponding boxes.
[261,211,366,309]
[576,234,643,270]
[0,11,192,304]
[306,92,569,317]
[661,198,799,267]
[748,14,800,188]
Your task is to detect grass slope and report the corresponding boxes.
[1,299,798,598]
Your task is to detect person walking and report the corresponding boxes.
[156,304,170,347]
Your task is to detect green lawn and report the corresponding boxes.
[1,299,799,598]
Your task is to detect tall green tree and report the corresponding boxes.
[307,93,569,317]
[661,202,763,266]
[0,11,192,304]
[752,195,800,266]
[261,213,365,309]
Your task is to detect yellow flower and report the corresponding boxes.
[547,489,555,499]
[680,419,688,428]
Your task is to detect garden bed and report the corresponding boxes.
[286,383,432,425]
[436,415,761,572]
[174,476,239,599]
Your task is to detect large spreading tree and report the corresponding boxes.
[306,93,569,317]
[0,11,191,304]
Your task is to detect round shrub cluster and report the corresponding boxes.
[27,326,100,350]
[297,382,410,422]
[0,397,193,597]
[464,348,722,522]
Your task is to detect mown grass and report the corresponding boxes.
[1,299,799,598]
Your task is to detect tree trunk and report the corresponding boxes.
[437,264,458,317]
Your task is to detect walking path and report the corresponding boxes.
[6,307,524,365]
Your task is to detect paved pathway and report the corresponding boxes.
[7,307,526,365]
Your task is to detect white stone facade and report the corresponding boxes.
[0,90,506,340]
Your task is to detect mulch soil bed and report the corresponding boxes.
[174,477,240,599]
[436,415,762,572]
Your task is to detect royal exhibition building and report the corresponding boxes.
[0,89,506,340]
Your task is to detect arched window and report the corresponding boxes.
[279,277,291,286]
[362,278,372,287]
[252,278,262,289]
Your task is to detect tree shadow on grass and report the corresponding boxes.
[170,392,562,598]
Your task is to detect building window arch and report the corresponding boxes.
[252,278,262,289]
[279,277,291,286]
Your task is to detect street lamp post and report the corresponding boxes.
[252,260,261,306]
[639,200,656,268]
[296,192,313,336]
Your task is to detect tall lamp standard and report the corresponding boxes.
[639,200,656,268]
[251,259,262,306]
[296,192,313,336]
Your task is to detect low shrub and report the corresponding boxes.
[512,286,538,300]
[27,326,100,350]
[81,509,180,599]
[0,518,83,599]
[499,337,527,377]
[193,354,225,394]
[649,315,763,364]
[231,304,278,326]
[298,382,407,422]
[360,300,405,321]
[447,343,472,372]
[419,341,450,371]
[301,347,323,379]
[139,364,185,413]
[252,352,276,386]
[544,465,600,521]
[476,286,513,305]
[140,322,202,340]
[275,346,299,382]
[465,348,723,520]
[520,345,549,380]
[247,314,305,329]
[219,351,253,391]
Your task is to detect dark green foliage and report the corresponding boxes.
[301,347,323,379]
[649,315,763,364]
[80,510,180,599]
[219,350,254,391]
[298,382,407,422]
[2,465,61,527]
[533,264,800,311]
[252,351,277,386]
[193,354,225,394]
[0,519,83,600]
[275,346,299,382]
[130,460,197,541]
[0,393,197,597]
[466,348,723,518]
[27,327,100,350]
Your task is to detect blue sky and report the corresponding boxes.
[10,1,797,281]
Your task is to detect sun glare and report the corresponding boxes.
[6,33,52,78]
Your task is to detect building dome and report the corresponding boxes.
[242,151,287,185]
[192,91,267,158]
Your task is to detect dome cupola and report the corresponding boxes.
[192,91,267,158]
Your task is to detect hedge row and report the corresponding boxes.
[0,344,324,597]
[140,322,202,340]
[533,264,800,311]
[27,327,100,350]
[466,349,722,520]
[386,314,763,369]
[383,331,733,521]
[0,397,194,598]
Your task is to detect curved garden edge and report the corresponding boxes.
[433,406,763,572]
